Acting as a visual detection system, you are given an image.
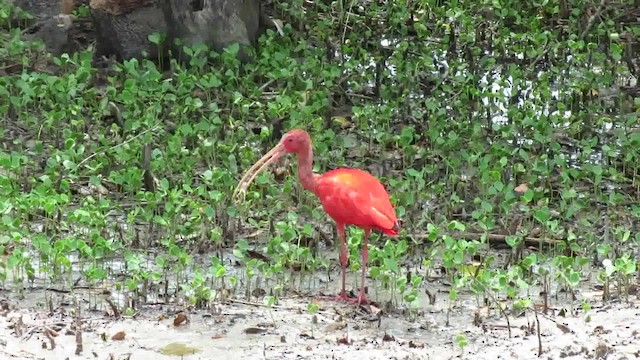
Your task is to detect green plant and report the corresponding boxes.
[0,0,636,337]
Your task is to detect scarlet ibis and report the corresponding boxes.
[233,129,400,304]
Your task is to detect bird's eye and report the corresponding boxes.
[287,138,293,142]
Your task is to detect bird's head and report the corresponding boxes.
[281,129,311,153]
[232,128,311,202]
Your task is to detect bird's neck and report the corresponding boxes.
[296,147,317,192]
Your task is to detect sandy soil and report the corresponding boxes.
[1,284,638,360]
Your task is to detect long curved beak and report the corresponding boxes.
[233,142,286,202]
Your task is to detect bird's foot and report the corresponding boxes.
[332,293,352,302]
[333,290,349,301]
[331,291,370,305]
[331,290,352,302]
[354,291,370,305]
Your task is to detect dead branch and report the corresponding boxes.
[74,297,83,356]
[105,298,121,319]
[579,0,606,40]
[44,326,57,350]
[534,307,543,357]
[411,232,562,249]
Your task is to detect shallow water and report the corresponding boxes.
[1,244,638,360]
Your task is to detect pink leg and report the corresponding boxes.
[356,229,371,304]
[334,223,350,301]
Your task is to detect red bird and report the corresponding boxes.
[234,129,400,304]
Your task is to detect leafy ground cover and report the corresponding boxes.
[0,0,638,359]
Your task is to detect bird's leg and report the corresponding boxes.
[334,223,350,301]
[356,229,371,305]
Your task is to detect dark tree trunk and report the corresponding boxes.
[89,0,262,63]
[161,0,261,63]
[91,1,166,61]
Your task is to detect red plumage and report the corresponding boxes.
[234,129,399,304]
[315,168,399,235]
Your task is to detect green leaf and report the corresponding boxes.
[232,249,244,259]
[521,189,534,202]
[203,206,215,219]
[534,207,550,223]
[383,258,399,274]
[567,271,581,287]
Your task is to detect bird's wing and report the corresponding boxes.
[315,168,398,232]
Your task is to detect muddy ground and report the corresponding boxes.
[1,259,638,360]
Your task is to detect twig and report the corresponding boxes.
[0,349,37,359]
[536,311,574,333]
[37,285,104,293]
[344,91,376,100]
[314,225,333,245]
[469,279,512,337]
[410,231,561,248]
[15,316,24,337]
[622,35,639,78]
[528,37,550,72]
[579,0,606,41]
[20,316,107,341]
[340,0,357,51]
[488,293,511,338]
[105,298,121,319]
[223,299,335,316]
[258,79,276,91]
[484,324,511,329]
[76,122,161,171]
[141,142,156,192]
[74,297,83,356]
[44,326,57,350]
[534,307,543,357]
